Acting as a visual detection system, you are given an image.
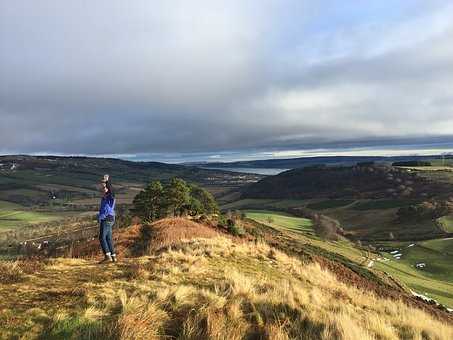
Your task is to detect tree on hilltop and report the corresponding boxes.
[132,177,219,221]
[189,184,219,215]
[164,177,191,216]
[132,180,165,222]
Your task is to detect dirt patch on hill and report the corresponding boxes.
[130,218,223,255]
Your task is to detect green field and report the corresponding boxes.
[352,199,415,211]
[422,238,453,255]
[0,200,64,230]
[221,199,311,211]
[224,197,438,240]
[244,210,368,266]
[374,243,453,308]
[306,199,355,210]
[438,216,453,233]
[245,210,453,308]
[244,209,313,234]
[363,239,453,308]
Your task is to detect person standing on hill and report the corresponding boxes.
[98,175,117,263]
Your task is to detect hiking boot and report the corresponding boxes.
[98,254,112,264]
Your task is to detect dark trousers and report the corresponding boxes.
[99,219,115,255]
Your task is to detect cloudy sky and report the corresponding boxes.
[1,1,453,162]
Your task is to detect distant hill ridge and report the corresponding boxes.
[243,164,450,200]
[189,155,445,169]
[0,154,187,171]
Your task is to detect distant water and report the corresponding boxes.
[204,167,289,175]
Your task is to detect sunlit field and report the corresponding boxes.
[0,200,64,231]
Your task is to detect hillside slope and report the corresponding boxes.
[1,218,452,339]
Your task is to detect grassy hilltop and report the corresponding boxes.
[1,217,453,339]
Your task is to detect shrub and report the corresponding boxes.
[226,218,235,228]
[228,224,245,237]
[216,214,228,228]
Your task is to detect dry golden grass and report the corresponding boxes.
[0,260,26,284]
[1,234,452,339]
[145,217,223,251]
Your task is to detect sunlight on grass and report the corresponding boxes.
[246,210,453,309]
[2,237,451,339]
[438,215,453,233]
[244,209,313,233]
[0,200,63,230]
[245,210,366,263]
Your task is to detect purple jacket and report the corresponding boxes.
[99,193,115,222]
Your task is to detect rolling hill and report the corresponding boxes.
[242,164,450,200]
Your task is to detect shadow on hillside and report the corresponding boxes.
[247,301,331,339]
[128,224,153,257]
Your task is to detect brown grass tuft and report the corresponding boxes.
[0,261,26,284]
[121,262,148,280]
[152,218,220,244]
[114,291,169,340]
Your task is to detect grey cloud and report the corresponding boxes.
[1,1,453,158]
